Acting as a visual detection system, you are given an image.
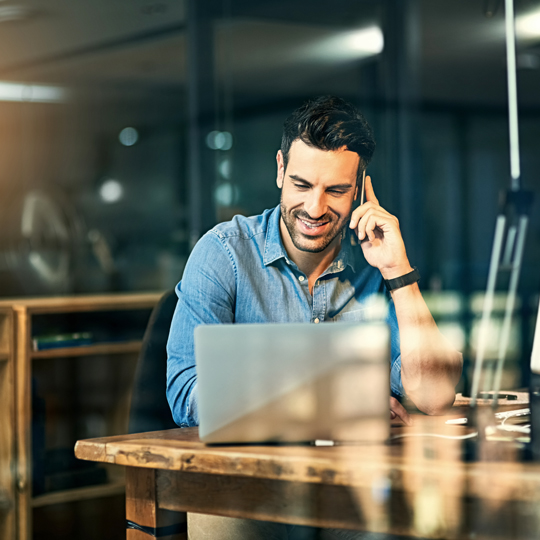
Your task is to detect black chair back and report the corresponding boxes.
[129,289,178,433]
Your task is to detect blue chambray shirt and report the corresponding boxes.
[166,205,405,427]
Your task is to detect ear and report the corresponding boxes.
[276,150,284,189]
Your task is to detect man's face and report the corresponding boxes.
[276,139,359,255]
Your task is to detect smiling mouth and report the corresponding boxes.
[297,217,330,234]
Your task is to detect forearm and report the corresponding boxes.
[166,293,201,427]
[350,182,462,413]
[390,282,462,415]
[166,232,236,427]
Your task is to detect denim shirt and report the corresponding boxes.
[166,205,405,427]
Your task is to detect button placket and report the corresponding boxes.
[311,277,326,323]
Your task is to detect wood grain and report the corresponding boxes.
[15,308,31,540]
[76,411,540,539]
[156,468,539,537]
[126,467,186,540]
[0,292,162,314]
[0,310,15,540]
[157,469,368,531]
[75,422,540,500]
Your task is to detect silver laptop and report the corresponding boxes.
[195,322,390,444]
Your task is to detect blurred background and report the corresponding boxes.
[1,0,538,386]
[0,0,539,536]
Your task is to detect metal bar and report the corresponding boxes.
[492,216,529,404]
[504,0,521,189]
[531,297,540,375]
[501,225,517,267]
[470,215,506,406]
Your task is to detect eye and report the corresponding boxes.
[328,189,346,196]
[293,183,309,190]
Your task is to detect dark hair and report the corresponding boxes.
[280,96,375,183]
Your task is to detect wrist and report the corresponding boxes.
[380,263,413,281]
[384,266,420,293]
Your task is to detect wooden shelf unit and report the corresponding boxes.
[32,480,126,508]
[0,308,15,540]
[0,293,162,540]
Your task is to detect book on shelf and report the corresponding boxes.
[32,332,94,351]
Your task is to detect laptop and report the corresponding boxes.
[194,322,390,444]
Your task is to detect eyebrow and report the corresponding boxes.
[288,174,354,191]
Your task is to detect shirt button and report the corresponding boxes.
[314,318,320,324]
[298,276,305,282]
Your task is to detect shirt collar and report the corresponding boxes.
[263,205,356,273]
[323,228,357,275]
[263,205,289,266]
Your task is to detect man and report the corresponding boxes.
[167,96,462,539]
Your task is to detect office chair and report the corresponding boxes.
[129,289,178,434]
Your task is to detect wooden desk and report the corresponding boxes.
[75,413,540,540]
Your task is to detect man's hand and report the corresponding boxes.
[390,397,412,425]
[349,176,411,280]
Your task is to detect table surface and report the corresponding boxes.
[75,407,540,539]
[75,409,538,487]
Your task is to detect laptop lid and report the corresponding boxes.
[195,322,390,444]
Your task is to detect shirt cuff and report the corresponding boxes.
[390,356,406,397]
[187,381,199,426]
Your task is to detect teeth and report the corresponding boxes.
[300,219,325,229]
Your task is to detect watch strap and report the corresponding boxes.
[384,267,420,292]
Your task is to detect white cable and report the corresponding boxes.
[390,432,478,441]
[495,407,530,419]
[496,423,530,433]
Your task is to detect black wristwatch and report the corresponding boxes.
[384,267,420,292]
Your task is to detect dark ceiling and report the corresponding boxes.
[0,0,538,109]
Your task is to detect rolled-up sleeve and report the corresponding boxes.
[387,297,405,398]
[166,232,236,427]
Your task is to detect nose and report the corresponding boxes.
[304,190,328,220]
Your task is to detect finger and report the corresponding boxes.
[349,201,378,230]
[365,215,379,242]
[390,397,412,426]
[365,176,379,205]
[356,209,392,240]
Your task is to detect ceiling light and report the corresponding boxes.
[119,127,139,146]
[301,26,384,63]
[214,182,239,207]
[206,131,233,151]
[0,5,34,23]
[0,82,66,103]
[516,9,540,39]
[219,158,231,179]
[99,179,124,204]
[341,26,384,55]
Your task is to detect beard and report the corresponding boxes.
[280,197,350,254]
